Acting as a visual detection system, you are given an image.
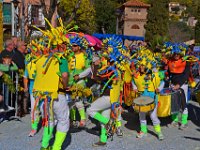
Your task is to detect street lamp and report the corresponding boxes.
[11,0,20,36]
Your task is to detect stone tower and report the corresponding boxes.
[123,0,150,43]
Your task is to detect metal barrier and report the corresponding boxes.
[1,71,19,117]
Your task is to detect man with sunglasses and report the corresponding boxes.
[68,41,91,128]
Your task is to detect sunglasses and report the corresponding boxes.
[72,45,79,47]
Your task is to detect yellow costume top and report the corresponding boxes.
[133,72,161,92]
[69,52,86,71]
[26,61,36,79]
[68,52,89,86]
[110,71,122,104]
[33,55,60,99]
[123,63,133,83]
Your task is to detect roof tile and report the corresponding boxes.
[123,0,150,8]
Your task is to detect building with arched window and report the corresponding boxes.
[120,0,150,44]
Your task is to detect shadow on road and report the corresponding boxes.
[122,110,140,132]
[85,127,100,136]
[62,133,72,149]
[188,103,200,127]
[122,101,200,132]
[85,117,100,136]
[184,136,200,141]
[122,106,172,131]
[0,110,22,123]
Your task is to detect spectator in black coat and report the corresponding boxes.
[0,39,15,63]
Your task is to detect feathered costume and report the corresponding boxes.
[29,18,78,150]
[161,42,198,128]
[131,47,165,140]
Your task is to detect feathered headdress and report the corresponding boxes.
[162,42,188,56]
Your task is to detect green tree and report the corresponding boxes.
[94,0,119,33]
[170,0,192,6]
[195,4,200,44]
[145,0,170,49]
[185,0,198,17]
[141,0,150,3]
[169,21,194,42]
[59,0,96,34]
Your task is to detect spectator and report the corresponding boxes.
[11,36,19,50]
[0,55,18,112]
[0,55,18,71]
[13,41,27,117]
[0,39,15,63]
[12,41,26,69]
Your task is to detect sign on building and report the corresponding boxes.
[193,46,200,52]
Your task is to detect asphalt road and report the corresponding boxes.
[0,101,200,150]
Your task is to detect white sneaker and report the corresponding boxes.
[0,108,5,112]
[116,128,123,137]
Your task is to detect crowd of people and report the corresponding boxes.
[0,36,27,116]
[0,18,200,150]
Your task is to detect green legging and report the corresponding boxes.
[52,131,67,150]
[172,112,188,125]
[41,127,54,148]
[87,96,111,143]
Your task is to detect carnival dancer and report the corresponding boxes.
[132,48,165,140]
[23,50,41,137]
[33,49,70,150]
[73,54,101,100]
[31,18,70,150]
[73,53,123,136]
[68,36,91,127]
[163,43,190,130]
[87,57,122,146]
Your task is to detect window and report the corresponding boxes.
[31,5,42,25]
[3,3,12,24]
[32,5,40,18]
[131,24,140,29]
[131,9,137,12]
[131,8,141,13]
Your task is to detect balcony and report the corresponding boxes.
[3,15,12,25]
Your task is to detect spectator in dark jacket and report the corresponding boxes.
[12,41,26,70]
[0,39,15,63]
[14,41,27,117]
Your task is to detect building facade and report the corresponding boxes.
[121,0,150,44]
[3,0,51,41]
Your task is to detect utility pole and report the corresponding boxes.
[116,16,119,34]
[115,8,121,35]
[11,3,14,36]
[21,0,25,41]
[0,0,3,52]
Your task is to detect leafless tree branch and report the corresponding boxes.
[65,0,82,24]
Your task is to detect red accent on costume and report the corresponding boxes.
[168,59,186,73]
